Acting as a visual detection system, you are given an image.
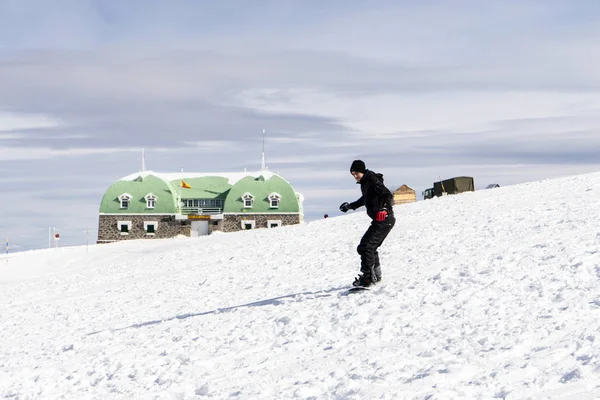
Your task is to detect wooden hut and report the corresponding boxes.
[393,185,416,205]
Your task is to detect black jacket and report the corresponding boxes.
[349,170,394,220]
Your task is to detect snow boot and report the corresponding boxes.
[352,274,374,288]
[373,265,382,282]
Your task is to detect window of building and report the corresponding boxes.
[267,220,282,228]
[117,221,132,235]
[268,193,281,208]
[241,193,254,208]
[241,220,256,230]
[181,198,225,208]
[145,194,157,209]
[144,221,158,235]
[118,194,132,209]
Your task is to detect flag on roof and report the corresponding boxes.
[180,180,191,189]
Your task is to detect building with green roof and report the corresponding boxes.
[97,169,304,243]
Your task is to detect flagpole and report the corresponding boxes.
[178,180,192,213]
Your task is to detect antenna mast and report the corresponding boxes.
[141,148,146,172]
[261,129,267,171]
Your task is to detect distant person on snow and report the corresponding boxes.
[339,160,395,288]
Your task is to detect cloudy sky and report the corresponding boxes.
[2,0,600,251]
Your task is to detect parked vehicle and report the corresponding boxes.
[423,176,475,199]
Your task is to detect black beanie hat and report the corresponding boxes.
[350,160,366,173]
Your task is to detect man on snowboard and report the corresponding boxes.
[339,160,396,288]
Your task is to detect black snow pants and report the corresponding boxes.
[357,216,395,280]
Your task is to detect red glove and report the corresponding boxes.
[376,210,387,222]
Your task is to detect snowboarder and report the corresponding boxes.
[339,160,395,288]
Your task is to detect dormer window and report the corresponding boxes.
[145,193,157,209]
[268,193,281,208]
[242,193,254,208]
[118,193,132,209]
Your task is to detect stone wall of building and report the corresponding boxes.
[222,214,301,233]
[209,219,223,234]
[97,213,301,243]
[97,215,191,243]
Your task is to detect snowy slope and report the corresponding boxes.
[2,172,600,399]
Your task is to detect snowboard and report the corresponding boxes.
[346,286,371,293]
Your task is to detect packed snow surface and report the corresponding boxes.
[2,172,600,399]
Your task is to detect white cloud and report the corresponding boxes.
[0,112,64,132]
[181,140,240,151]
[0,133,27,140]
[235,88,600,141]
[267,152,357,165]
[0,146,139,161]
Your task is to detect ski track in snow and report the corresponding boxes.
[2,173,600,399]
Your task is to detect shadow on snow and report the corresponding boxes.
[86,286,351,336]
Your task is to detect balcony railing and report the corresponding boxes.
[180,207,223,215]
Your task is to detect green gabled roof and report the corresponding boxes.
[99,174,179,214]
[224,174,300,213]
[99,170,302,214]
[172,177,231,199]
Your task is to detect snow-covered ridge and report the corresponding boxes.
[2,172,600,399]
